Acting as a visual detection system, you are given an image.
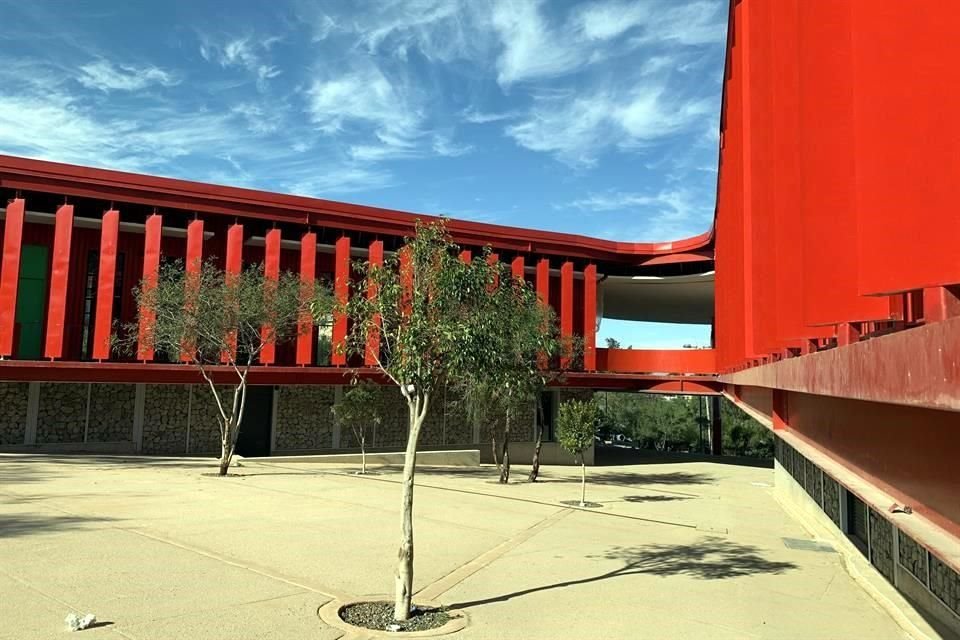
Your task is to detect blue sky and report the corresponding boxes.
[0,0,726,348]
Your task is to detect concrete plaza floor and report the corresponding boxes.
[0,454,916,639]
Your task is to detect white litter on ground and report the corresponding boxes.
[64,613,96,632]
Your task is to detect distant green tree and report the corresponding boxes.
[556,399,599,507]
[721,400,774,458]
[604,337,621,349]
[332,381,383,474]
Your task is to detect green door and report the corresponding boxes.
[15,245,48,359]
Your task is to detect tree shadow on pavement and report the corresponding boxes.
[0,513,117,539]
[450,538,796,610]
[621,494,691,503]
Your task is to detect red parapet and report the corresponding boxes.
[596,348,717,376]
[296,231,316,366]
[44,204,74,359]
[137,214,162,361]
[332,235,350,366]
[259,228,281,365]
[92,209,119,361]
[0,198,25,357]
[365,240,384,366]
[852,1,960,295]
[583,264,597,371]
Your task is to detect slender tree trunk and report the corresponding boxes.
[491,427,500,471]
[529,401,545,482]
[580,458,586,507]
[394,393,428,622]
[360,432,367,474]
[499,404,511,484]
[218,426,233,476]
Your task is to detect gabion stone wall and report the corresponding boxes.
[370,386,407,448]
[775,434,960,625]
[274,385,335,450]
[898,530,928,585]
[0,382,29,445]
[869,508,895,582]
[142,385,191,454]
[930,554,960,617]
[36,383,88,444]
[189,385,232,454]
[86,384,135,442]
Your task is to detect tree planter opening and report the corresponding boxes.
[318,598,468,637]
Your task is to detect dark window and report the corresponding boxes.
[80,250,125,360]
[846,491,869,557]
[538,391,556,441]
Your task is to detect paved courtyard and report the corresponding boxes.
[0,454,914,639]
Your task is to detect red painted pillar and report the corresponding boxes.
[487,252,499,290]
[221,223,243,363]
[365,240,383,366]
[260,229,281,365]
[459,249,472,263]
[836,322,860,347]
[923,286,960,323]
[137,214,162,361]
[180,218,204,363]
[560,261,573,368]
[0,198,25,358]
[511,256,524,281]
[536,258,550,306]
[92,209,119,361]
[583,263,597,371]
[332,235,350,366]
[296,231,316,366]
[44,204,74,359]
[536,258,550,368]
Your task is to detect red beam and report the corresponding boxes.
[44,204,74,359]
[365,240,383,366]
[259,228,281,365]
[92,209,119,361]
[0,198,25,357]
[560,261,573,368]
[221,223,243,363]
[296,231,316,366]
[137,214,162,361]
[596,348,717,375]
[583,263,597,371]
[720,315,960,412]
[332,235,350,366]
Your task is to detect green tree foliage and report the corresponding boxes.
[556,398,600,506]
[458,259,561,483]
[337,220,503,621]
[331,381,383,474]
[122,259,324,475]
[596,393,772,458]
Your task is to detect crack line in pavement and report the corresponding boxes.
[255,464,700,530]
[415,508,573,602]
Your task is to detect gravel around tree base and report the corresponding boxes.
[340,602,452,632]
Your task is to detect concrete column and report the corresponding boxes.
[710,395,722,455]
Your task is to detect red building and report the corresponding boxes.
[0,0,958,630]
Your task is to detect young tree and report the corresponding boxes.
[528,336,582,483]
[459,261,560,483]
[331,380,383,474]
[337,221,499,621]
[556,398,600,507]
[124,259,326,476]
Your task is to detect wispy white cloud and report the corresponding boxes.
[461,107,518,124]
[199,34,282,90]
[507,85,712,166]
[77,60,179,92]
[564,187,713,241]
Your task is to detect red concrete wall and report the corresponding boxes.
[787,392,960,538]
